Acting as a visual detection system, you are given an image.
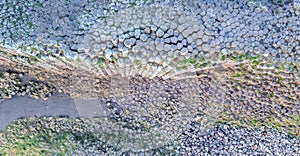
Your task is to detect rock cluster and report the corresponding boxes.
[0,0,299,154]
[0,71,55,100]
[1,117,299,155]
[179,122,300,155]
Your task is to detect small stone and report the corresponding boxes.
[156,29,164,37]
[178,16,186,24]
[254,7,261,13]
[155,38,164,45]
[178,34,184,41]
[124,39,131,48]
[119,34,126,42]
[170,22,178,29]
[187,36,193,44]
[231,41,239,48]
[196,39,203,46]
[167,29,174,36]
[171,37,178,43]
[93,43,101,52]
[171,44,177,50]
[202,35,209,42]
[197,31,204,38]
[155,55,163,63]
[156,44,164,51]
[140,34,148,42]
[105,49,112,59]
[151,25,157,32]
[178,24,186,32]
[202,44,211,52]
[181,47,188,55]
[144,27,151,34]
[187,45,193,52]
[174,30,180,36]
[177,43,183,50]
[183,29,192,38]
[164,44,171,51]
[192,24,200,32]
[164,38,171,43]
[221,49,228,54]
[135,30,141,38]
[182,39,187,46]
[130,38,136,45]
[112,37,118,46]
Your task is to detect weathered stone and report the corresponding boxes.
[156,29,164,37]
[202,44,211,52]
[171,37,178,43]
[135,29,141,38]
[140,34,148,42]
[164,44,171,51]
[177,43,183,50]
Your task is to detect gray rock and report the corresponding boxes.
[178,34,184,41]
[164,38,170,44]
[156,29,164,37]
[202,35,209,43]
[130,38,136,45]
[202,44,211,52]
[163,44,171,51]
[135,29,141,38]
[174,30,180,37]
[140,34,148,42]
[182,39,187,46]
[177,43,183,50]
[124,39,132,48]
[171,37,178,43]
[167,29,174,36]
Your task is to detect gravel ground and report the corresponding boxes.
[0,0,299,155]
[179,122,300,155]
[1,117,299,155]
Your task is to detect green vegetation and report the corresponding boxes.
[111,57,118,64]
[26,22,34,29]
[29,56,38,63]
[197,62,208,68]
[187,58,196,64]
[217,111,300,139]
[97,57,105,67]
[179,57,209,69]
[231,73,242,78]
[0,131,75,155]
[220,52,261,63]
[296,116,300,126]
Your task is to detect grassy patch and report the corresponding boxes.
[111,57,118,64]
[187,58,196,64]
[97,57,105,67]
[221,55,226,61]
[231,73,242,78]
[0,131,74,155]
[217,111,300,139]
[197,62,208,68]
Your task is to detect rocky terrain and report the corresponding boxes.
[0,0,299,155]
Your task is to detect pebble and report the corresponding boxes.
[177,42,183,50]
[134,29,141,38]
[171,36,178,43]
[140,34,148,42]
[156,29,164,37]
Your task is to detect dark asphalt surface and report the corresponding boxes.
[0,94,109,130]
